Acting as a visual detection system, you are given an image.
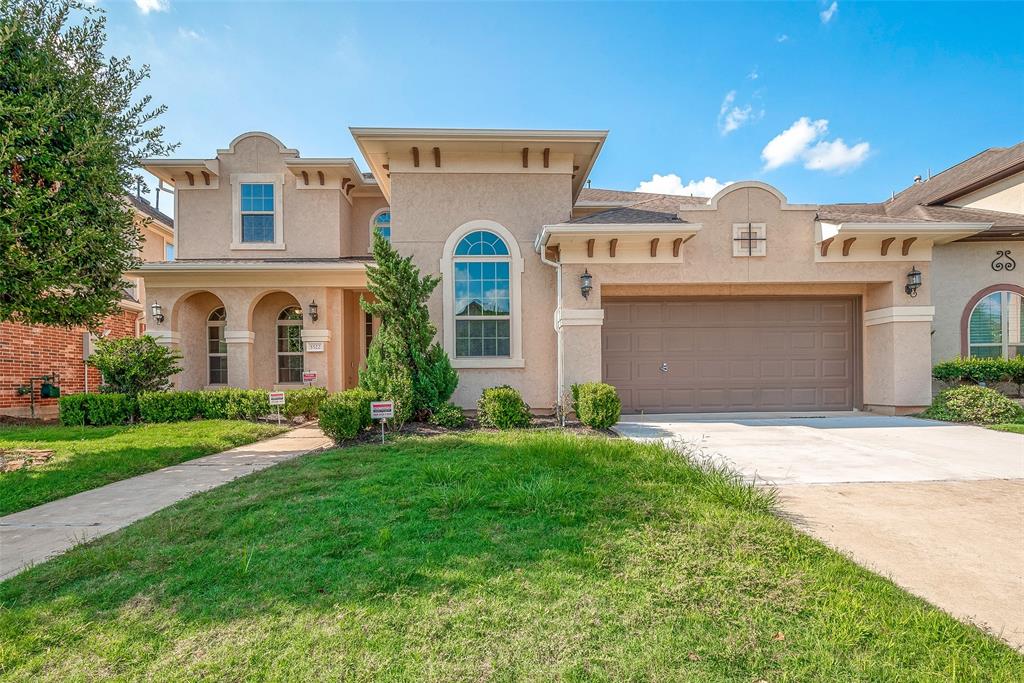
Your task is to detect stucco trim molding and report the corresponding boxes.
[440,219,525,370]
[959,284,1024,356]
[149,330,180,346]
[863,306,936,327]
[224,331,256,344]
[691,181,818,211]
[554,308,605,330]
[300,329,331,342]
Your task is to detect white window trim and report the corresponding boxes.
[441,219,524,369]
[276,307,304,383]
[968,290,1022,359]
[368,207,391,252]
[207,309,227,386]
[231,173,286,250]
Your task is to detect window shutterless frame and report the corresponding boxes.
[207,307,227,385]
[231,173,285,250]
[968,290,1024,359]
[276,306,304,383]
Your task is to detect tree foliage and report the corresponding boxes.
[88,335,182,397]
[0,0,175,326]
[359,231,458,419]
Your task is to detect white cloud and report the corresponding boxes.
[635,174,734,198]
[776,33,790,43]
[803,138,870,172]
[718,90,763,135]
[135,0,169,14]
[820,1,838,23]
[761,117,828,169]
[747,67,759,80]
[177,27,202,41]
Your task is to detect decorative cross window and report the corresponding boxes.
[732,222,767,257]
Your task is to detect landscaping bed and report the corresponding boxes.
[0,431,1018,680]
[0,420,286,516]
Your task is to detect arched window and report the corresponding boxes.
[967,290,1023,358]
[207,307,227,385]
[277,306,304,383]
[453,230,511,358]
[370,209,391,246]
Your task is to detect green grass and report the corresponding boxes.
[990,422,1024,434]
[0,431,1019,681]
[0,421,286,516]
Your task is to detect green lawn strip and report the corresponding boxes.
[0,421,287,516]
[0,432,1018,680]
[989,422,1024,434]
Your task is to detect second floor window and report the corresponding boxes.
[241,183,275,242]
[371,209,391,247]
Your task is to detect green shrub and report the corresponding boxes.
[932,357,1011,385]
[138,391,202,423]
[1008,357,1024,396]
[430,402,466,428]
[88,336,182,397]
[477,385,531,430]
[922,385,1024,425]
[572,382,622,429]
[284,386,329,420]
[197,389,271,420]
[60,393,135,426]
[319,388,377,442]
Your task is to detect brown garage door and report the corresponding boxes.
[602,298,858,413]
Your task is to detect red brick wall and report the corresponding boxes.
[0,309,140,417]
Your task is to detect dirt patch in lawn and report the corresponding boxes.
[0,449,55,472]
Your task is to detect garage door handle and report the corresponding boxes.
[660,362,669,373]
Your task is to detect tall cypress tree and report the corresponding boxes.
[360,231,458,420]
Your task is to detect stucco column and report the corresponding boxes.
[862,307,935,414]
[555,308,605,407]
[224,331,254,388]
[300,329,330,388]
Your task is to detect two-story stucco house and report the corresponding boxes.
[136,131,1023,416]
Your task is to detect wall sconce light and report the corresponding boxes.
[308,300,319,322]
[905,266,922,297]
[150,301,164,324]
[580,269,593,299]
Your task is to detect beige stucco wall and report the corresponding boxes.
[931,240,1023,363]
[952,170,1024,214]
[391,172,570,411]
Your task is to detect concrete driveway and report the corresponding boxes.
[615,413,1024,649]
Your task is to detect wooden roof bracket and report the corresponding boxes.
[184,171,194,186]
[842,237,857,256]
[522,147,529,168]
[650,237,660,257]
[672,237,683,257]
[543,148,550,168]
[201,170,210,186]
[586,238,594,258]
[819,236,835,257]
[609,238,617,257]
[301,171,309,186]
[901,237,917,256]
[412,146,420,168]
[317,171,325,186]
[880,237,896,256]
[433,147,441,168]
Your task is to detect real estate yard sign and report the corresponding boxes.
[269,391,285,425]
[370,400,395,443]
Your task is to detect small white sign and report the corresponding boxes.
[370,400,395,420]
[302,371,317,384]
[268,391,286,406]
[305,341,324,353]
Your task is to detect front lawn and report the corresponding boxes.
[0,432,1018,680]
[990,422,1024,434]
[0,421,286,516]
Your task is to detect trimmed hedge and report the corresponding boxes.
[59,393,136,426]
[922,385,1024,425]
[571,382,622,429]
[284,386,329,420]
[477,385,531,430]
[319,388,377,442]
[430,402,466,428]
[197,389,271,420]
[932,357,1023,388]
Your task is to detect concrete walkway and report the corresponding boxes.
[0,424,332,581]
[615,414,1024,649]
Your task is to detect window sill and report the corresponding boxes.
[231,242,287,251]
[452,357,525,369]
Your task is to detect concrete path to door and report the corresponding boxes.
[0,424,332,582]
[615,413,1024,650]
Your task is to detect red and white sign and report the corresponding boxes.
[370,400,395,420]
[268,391,286,406]
[302,371,317,384]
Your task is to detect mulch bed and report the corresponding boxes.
[335,416,613,447]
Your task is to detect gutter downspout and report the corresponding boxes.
[535,231,564,422]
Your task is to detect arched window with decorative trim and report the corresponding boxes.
[277,306,304,383]
[207,307,227,385]
[966,289,1023,358]
[370,209,391,247]
[441,220,524,368]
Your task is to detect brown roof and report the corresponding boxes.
[816,202,1024,242]
[889,141,1024,212]
[576,187,708,206]
[128,195,174,228]
[571,195,696,224]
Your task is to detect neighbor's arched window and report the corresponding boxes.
[277,306,304,383]
[207,307,227,385]
[453,230,511,358]
[370,209,391,247]
[968,290,1023,359]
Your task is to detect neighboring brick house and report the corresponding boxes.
[0,196,174,418]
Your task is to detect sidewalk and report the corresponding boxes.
[0,423,332,581]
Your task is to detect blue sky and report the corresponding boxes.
[103,1,1024,212]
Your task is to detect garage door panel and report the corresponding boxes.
[603,298,857,413]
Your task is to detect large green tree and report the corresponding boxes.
[0,0,175,326]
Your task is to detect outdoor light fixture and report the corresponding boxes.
[580,269,593,299]
[308,300,319,322]
[905,266,922,297]
[150,301,164,324]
